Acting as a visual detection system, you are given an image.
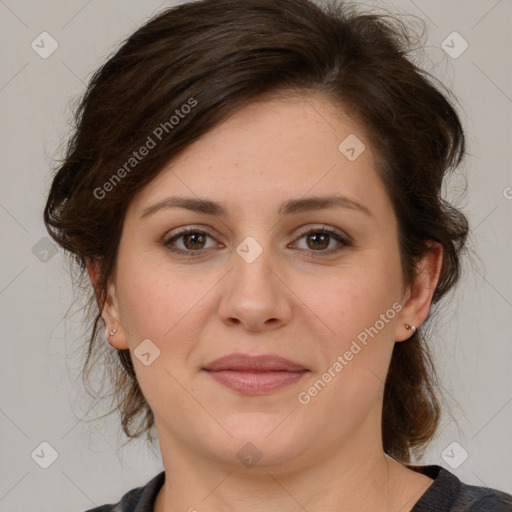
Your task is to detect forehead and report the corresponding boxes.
[128,94,388,219]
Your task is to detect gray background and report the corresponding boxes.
[0,0,511,510]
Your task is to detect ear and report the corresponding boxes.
[86,259,129,349]
[394,242,443,342]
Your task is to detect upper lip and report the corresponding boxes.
[203,353,308,372]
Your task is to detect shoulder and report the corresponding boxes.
[83,471,165,512]
[408,464,512,512]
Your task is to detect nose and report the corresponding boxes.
[217,242,293,332]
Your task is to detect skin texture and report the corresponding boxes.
[88,94,442,511]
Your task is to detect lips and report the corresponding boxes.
[202,353,308,372]
[202,353,309,395]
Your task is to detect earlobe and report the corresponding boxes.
[395,242,443,342]
[102,281,130,350]
[86,259,129,350]
[105,326,129,350]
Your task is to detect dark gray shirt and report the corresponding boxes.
[85,465,512,511]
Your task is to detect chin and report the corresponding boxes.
[211,413,307,470]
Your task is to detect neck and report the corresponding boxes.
[153,418,430,512]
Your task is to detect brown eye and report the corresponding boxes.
[290,227,351,256]
[181,232,207,250]
[164,228,219,255]
[305,232,330,250]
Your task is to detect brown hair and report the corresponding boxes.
[44,0,468,462]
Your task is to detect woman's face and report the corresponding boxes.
[102,94,434,471]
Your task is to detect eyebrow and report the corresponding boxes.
[140,194,372,219]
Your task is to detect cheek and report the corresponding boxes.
[115,254,219,381]
[116,247,202,337]
[114,259,206,409]
[302,255,400,342]
[298,256,400,401]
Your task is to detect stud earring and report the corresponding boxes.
[404,323,417,334]
[105,327,117,344]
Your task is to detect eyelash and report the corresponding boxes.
[163,226,351,257]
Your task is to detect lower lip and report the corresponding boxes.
[204,370,308,395]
